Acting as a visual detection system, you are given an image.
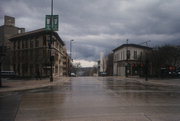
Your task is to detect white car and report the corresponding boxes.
[70,73,76,77]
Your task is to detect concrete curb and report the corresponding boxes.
[0,77,70,93]
[113,76,180,88]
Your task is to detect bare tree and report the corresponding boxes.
[144,45,180,77]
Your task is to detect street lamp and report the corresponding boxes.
[70,40,74,60]
[69,40,74,76]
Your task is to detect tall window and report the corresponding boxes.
[127,50,130,60]
[123,51,125,60]
[18,41,20,49]
[43,35,46,46]
[30,50,33,58]
[35,39,39,47]
[30,40,33,48]
[43,49,46,56]
[121,52,122,60]
[134,51,137,60]
[25,40,28,48]
[14,41,16,50]
[22,40,24,49]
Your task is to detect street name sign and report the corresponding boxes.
[45,15,59,31]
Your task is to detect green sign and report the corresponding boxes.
[45,15,59,31]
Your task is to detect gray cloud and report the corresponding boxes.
[1,0,180,61]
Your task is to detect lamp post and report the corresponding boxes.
[70,40,74,60]
[69,40,74,76]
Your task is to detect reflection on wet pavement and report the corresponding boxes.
[2,77,180,121]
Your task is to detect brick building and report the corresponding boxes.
[9,28,70,78]
[0,16,25,71]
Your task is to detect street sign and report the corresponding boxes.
[45,15,59,31]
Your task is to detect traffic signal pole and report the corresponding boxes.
[50,0,54,82]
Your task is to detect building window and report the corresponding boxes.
[43,35,46,46]
[127,50,130,60]
[14,41,16,50]
[123,51,125,60]
[18,41,20,49]
[30,50,33,58]
[24,64,28,73]
[30,39,33,48]
[35,39,39,48]
[25,50,28,62]
[43,49,47,57]
[35,49,39,57]
[140,51,143,58]
[55,66,58,74]
[30,64,33,75]
[114,55,116,61]
[117,54,119,61]
[18,29,22,34]
[134,51,137,60]
[120,52,122,60]
[25,40,28,48]
[22,40,24,49]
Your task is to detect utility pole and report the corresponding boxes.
[126,39,129,77]
[50,0,54,82]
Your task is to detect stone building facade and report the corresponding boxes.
[113,44,152,76]
[9,28,70,77]
[0,16,25,71]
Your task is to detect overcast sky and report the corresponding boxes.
[1,0,180,67]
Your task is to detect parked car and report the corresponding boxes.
[176,69,180,77]
[70,73,76,77]
[1,71,16,78]
[99,72,107,76]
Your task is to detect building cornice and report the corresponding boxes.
[9,28,65,46]
[113,44,152,52]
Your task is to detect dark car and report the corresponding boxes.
[1,71,16,78]
[99,72,107,76]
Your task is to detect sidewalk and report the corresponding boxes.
[114,76,180,88]
[0,77,70,93]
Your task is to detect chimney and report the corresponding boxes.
[18,28,25,34]
[4,16,15,26]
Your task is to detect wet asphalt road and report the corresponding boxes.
[1,77,180,121]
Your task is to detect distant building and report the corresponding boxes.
[0,16,25,71]
[100,52,104,73]
[98,53,113,76]
[113,44,152,76]
[9,28,70,77]
[106,53,113,76]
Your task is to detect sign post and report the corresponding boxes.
[45,0,59,82]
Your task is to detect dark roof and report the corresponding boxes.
[9,28,65,46]
[113,44,152,52]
